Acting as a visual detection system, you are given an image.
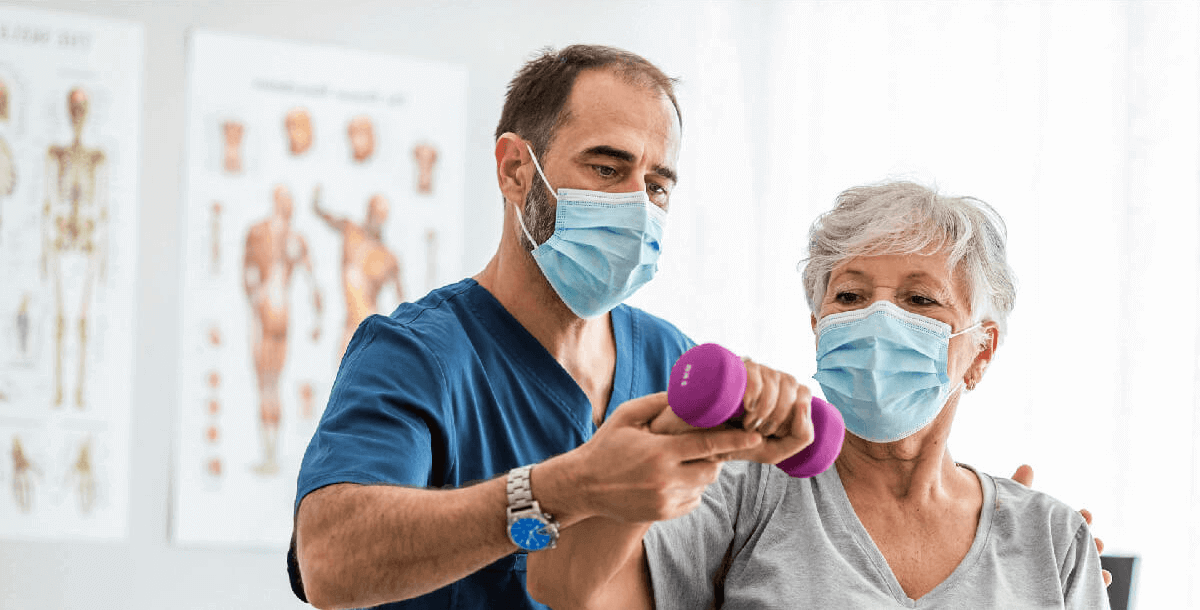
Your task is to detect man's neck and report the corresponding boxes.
[474,240,610,364]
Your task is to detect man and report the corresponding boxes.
[289,45,814,609]
[311,187,404,362]
[243,184,322,475]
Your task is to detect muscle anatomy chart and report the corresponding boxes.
[0,7,141,541]
[175,30,465,547]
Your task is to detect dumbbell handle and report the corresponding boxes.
[667,343,844,478]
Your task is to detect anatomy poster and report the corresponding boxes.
[0,7,142,540]
[175,30,466,547]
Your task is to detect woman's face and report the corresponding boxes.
[814,249,993,390]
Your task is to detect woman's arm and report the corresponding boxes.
[526,518,654,610]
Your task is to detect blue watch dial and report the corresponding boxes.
[510,517,551,550]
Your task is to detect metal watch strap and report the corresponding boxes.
[506,465,536,512]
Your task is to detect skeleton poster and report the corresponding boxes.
[0,7,142,540]
[175,30,466,547]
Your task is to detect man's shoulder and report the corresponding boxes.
[384,279,477,325]
[618,304,693,346]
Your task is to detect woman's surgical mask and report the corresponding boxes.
[511,143,667,319]
[813,300,980,442]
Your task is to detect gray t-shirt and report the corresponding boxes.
[644,461,1109,609]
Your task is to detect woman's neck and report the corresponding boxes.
[833,404,976,506]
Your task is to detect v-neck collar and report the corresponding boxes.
[463,279,634,438]
[824,462,996,607]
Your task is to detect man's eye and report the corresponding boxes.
[593,165,616,178]
[910,295,938,306]
[647,182,667,195]
[835,292,860,304]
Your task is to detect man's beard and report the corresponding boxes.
[520,180,557,251]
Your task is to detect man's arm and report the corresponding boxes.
[295,393,762,609]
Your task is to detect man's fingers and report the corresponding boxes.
[608,392,671,427]
[675,428,762,462]
[1010,464,1034,487]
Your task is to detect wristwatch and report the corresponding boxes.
[505,464,559,552]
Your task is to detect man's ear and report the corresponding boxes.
[495,132,531,207]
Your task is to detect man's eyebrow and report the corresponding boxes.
[581,145,678,184]
[582,145,634,163]
[654,164,678,184]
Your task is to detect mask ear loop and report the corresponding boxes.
[509,143,559,249]
[949,321,985,392]
[525,143,559,201]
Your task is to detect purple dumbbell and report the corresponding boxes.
[667,343,844,478]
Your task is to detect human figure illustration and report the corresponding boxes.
[412,143,438,194]
[0,79,9,121]
[347,115,375,163]
[243,185,322,474]
[285,108,312,156]
[67,437,96,513]
[222,120,244,173]
[312,186,402,362]
[211,202,222,275]
[299,381,315,420]
[42,87,107,409]
[0,134,14,236]
[11,436,39,512]
[16,293,31,359]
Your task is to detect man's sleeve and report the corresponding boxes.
[1062,521,1113,609]
[294,315,451,510]
[642,461,752,610]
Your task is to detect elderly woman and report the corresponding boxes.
[526,181,1109,608]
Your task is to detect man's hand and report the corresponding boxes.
[1010,464,1112,587]
[647,358,815,467]
[558,392,762,525]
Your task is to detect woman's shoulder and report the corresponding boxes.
[978,469,1090,556]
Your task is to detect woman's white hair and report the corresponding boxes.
[801,180,1017,345]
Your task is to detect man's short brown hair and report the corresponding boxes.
[495,45,681,157]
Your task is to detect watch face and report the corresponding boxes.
[510,517,552,551]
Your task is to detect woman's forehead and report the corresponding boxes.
[830,251,954,281]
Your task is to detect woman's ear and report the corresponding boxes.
[966,321,999,390]
[495,133,531,207]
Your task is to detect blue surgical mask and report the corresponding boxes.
[512,144,667,319]
[813,300,979,442]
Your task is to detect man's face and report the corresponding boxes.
[522,69,681,249]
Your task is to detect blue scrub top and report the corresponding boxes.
[292,278,692,609]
